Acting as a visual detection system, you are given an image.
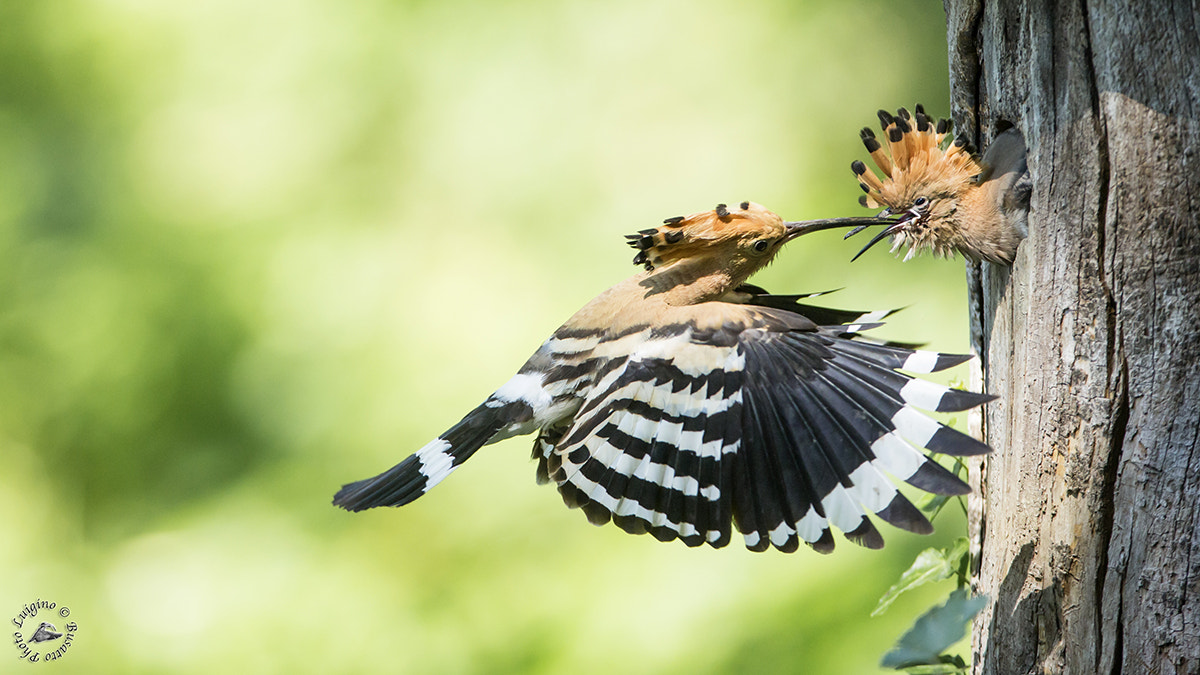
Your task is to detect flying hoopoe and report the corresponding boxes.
[848,105,1030,265]
[333,202,995,553]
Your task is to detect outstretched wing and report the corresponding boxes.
[733,326,989,552]
[537,303,991,553]
[538,322,746,548]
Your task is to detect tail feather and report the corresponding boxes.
[333,403,508,511]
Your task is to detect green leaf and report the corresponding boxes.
[872,538,970,617]
[880,589,988,669]
[900,654,969,674]
[915,492,951,518]
[899,665,965,675]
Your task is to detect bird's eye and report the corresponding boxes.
[913,196,929,208]
[752,239,771,253]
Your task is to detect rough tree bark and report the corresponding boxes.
[943,1,1200,673]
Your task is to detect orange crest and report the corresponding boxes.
[626,202,786,270]
[852,105,983,214]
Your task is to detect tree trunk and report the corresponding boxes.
[943,1,1200,673]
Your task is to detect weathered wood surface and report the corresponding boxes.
[944,0,1200,672]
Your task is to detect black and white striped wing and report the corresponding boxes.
[733,329,990,552]
[539,313,992,553]
[540,330,742,548]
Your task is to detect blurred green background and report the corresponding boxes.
[1,0,971,672]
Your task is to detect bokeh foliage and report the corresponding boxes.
[1,0,970,672]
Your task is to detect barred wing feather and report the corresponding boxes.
[541,308,992,553]
[546,340,741,548]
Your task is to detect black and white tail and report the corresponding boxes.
[333,403,511,511]
[333,367,571,511]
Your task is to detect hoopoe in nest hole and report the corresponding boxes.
[334,202,995,553]
[848,105,1030,265]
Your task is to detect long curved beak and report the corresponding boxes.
[849,223,905,261]
[847,209,922,261]
[782,216,897,243]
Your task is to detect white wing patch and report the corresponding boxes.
[490,373,552,409]
[901,350,941,373]
[547,335,744,544]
